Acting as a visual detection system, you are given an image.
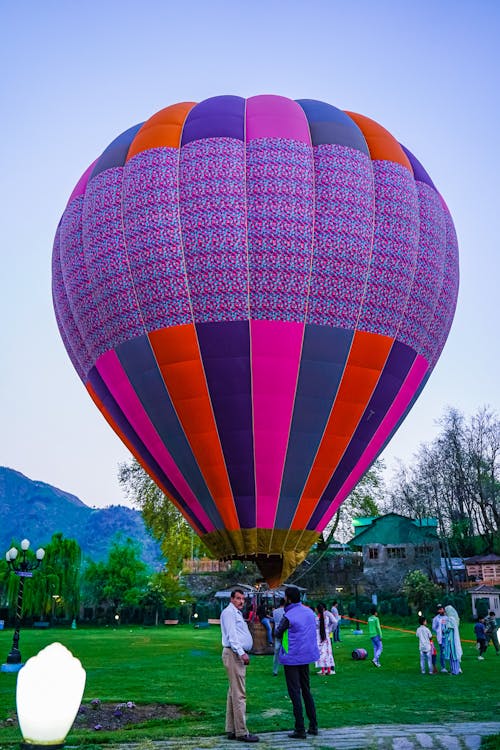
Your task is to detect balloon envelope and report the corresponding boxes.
[52,95,459,584]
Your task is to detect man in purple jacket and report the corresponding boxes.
[275,586,320,739]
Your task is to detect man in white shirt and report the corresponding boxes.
[220,589,259,743]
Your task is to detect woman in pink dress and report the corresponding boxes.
[315,603,337,675]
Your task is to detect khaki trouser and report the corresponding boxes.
[222,647,248,737]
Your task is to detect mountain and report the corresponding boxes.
[0,467,163,569]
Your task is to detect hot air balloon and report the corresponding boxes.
[52,95,459,585]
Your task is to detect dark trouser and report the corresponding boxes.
[333,624,341,642]
[438,642,446,669]
[486,630,500,653]
[477,638,487,656]
[284,664,317,732]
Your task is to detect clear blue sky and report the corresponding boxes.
[1,0,498,509]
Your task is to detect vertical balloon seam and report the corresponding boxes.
[123,115,230,533]
[52,228,86,382]
[58,175,93,377]
[291,142,419,544]
[336,177,444,506]
[175,105,240,545]
[85,377,205,537]
[423,196,450,366]
[315,167,454,533]
[134,106,238,542]
[79,164,199,525]
[109,111,223,538]
[58,190,190,523]
[98,144,203,531]
[245,96,259,546]
[304,128,417,525]
[143,109,225,540]
[312,172,423,534]
[371,199,458,463]
[246,96,311,559]
[305,158,420,535]
[279,109,371,537]
[243,96,259,539]
[62,195,106,376]
[289,112,377,552]
[270,103,318,557]
[430,203,459,368]
[58,202,85,371]
[94,349,214,534]
[314,353,429,532]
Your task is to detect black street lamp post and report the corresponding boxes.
[1,539,45,673]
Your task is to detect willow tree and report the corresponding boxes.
[119,459,210,573]
[12,533,82,620]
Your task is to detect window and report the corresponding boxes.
[368,547,379,560]
[387,547,406,559]
[415,545,434,557]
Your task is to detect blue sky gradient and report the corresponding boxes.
[1,0,498,507]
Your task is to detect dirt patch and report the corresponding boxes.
[2,702,185,733]
[75,701,185,731]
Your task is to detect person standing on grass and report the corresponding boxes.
[272,598,286,676]
[432,604,448,673]
[442,605,463,675]
[484,611,500,655]
[220,589,259,743]
[474,616,487,660]
[256,603,273,646]
[416,616,434,674]
[368,605,383,667]
[275,586,320,739]
[315,603,337,675]
[330,599,341,642]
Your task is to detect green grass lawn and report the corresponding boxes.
[0,623,498,746]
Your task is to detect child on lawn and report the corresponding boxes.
[368,606,383,667]
[416,616,434,674]
[474,616,487,660]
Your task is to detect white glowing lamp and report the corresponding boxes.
[16,642,86,748]
[20,539,30,551]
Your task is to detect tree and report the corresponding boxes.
[2,534,81,621]
[32,533,81,620]
[118,459,209,573]
[81,536,148,614]
[319,460,385,547]
[387,406,500,557]
[402,569,441,613]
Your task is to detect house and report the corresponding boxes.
[468,584,500,619]
[182,557,232,574]
[349,513,441,590]
[463,553,500,585]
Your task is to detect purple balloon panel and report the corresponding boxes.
[397,183,447,360]
[307,144,374,329]
[122,148,192,331]
[179,139,248,323]
[82,168,144,358]
[247,139,314,322]
[357,162,420,338]
[181,95,245,145]
[196,321,255,528]
[59,196,106,367]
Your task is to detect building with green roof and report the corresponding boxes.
[349,513,441,590]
